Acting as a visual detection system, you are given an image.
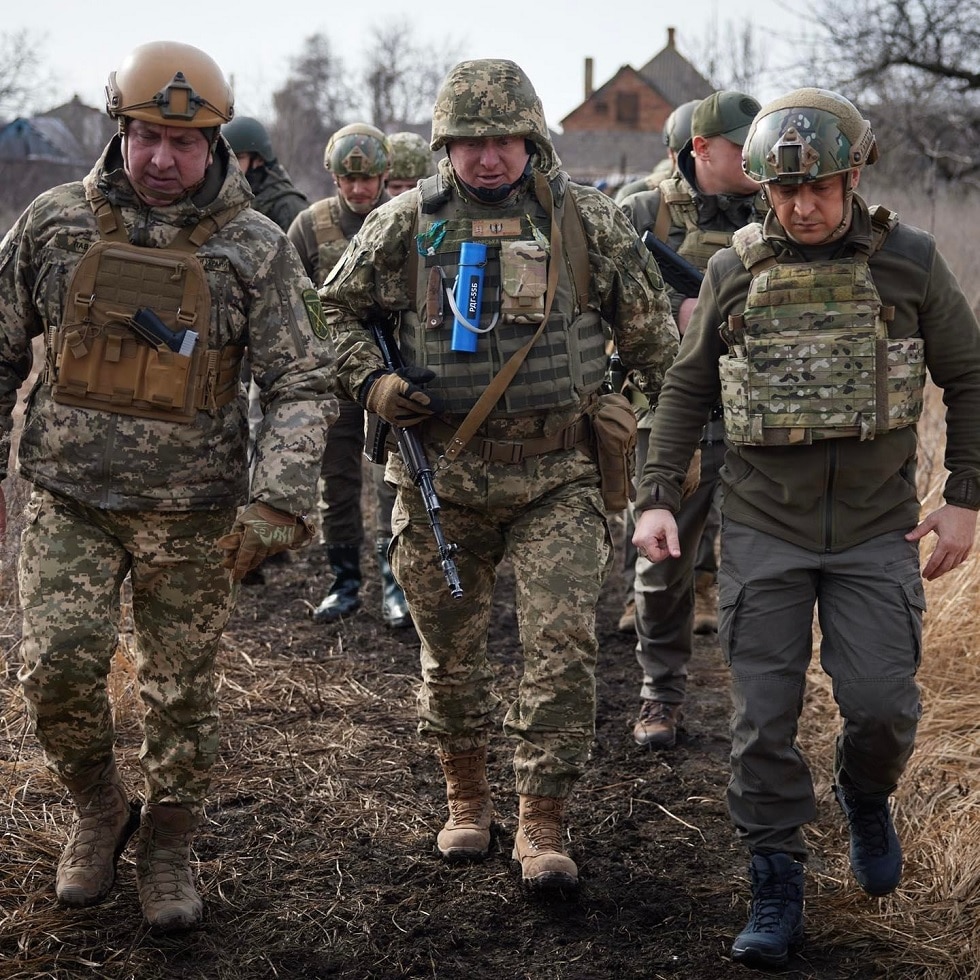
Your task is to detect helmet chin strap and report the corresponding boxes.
[456,157,533,203]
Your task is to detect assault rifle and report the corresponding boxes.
[365,321,463,600]
[642,230,704,299]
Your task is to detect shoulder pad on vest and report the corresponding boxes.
[868,204,898,253]
[732,223,776,275]
[420,173,451,214]
[310,197,344,245]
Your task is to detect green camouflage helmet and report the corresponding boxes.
[324,123,391,176]
[430,59,555,165]
[387,131,434,180]
[664,99,700,150]
[222,115,275,162]
[743,88,878,185]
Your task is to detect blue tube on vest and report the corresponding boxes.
[450,241,486,353]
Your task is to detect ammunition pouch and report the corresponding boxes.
[588,392,638,513]
[49,239,242,423]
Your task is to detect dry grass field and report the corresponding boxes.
[1,184,979,979]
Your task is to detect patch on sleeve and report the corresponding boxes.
[302,288,329,340]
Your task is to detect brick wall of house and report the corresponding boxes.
[561,70,672,135]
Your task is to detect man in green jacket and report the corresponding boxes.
[633,88,980,968]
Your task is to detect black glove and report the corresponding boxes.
[361,367,442,427]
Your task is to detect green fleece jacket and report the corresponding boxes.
[637,194,980,553]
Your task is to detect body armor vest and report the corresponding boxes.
[309,197,350,284]
[720,209,925,445]
[401,174,603,416]
[49,190,244,423]
[656,176,736,270]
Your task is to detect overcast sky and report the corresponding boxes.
[10,0,815,131]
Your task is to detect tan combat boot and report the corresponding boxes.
[512,795,578,891]
[136,803,203,932]
[436,745,493,861]
[693,571,719,634]
[56,757,140,907]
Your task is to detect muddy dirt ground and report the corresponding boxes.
[0,513,919,979]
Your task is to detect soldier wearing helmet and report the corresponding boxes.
[617,91,765,754]
[614,98,701,204]
[320,59,679,893]
[287,123,410,630]
[634,87,980,967]
[222,115,309,232]
[0,41,336,934]
[385,131,435,196]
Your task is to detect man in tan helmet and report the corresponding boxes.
[289,123,412,630]
[633,87,980,966]
[0,41,336,933]
[320,59,679,893]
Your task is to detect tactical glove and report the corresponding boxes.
[216,502,315,582]
[362,367,441,427]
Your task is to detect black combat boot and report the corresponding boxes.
[731,852,805,967]
[375,535,412,629]
[312,544,362,623]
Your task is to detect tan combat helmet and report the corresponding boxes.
[430,59,558,175]
[743,88,877,186]
[106,41,233,130]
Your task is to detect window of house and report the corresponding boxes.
[616,92,639,125]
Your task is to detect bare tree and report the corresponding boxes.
[0,29,51,117]
[362,22,457,130]
[268,34,355,197]
[814,0,980,185]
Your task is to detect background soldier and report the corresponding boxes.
[619,91,763,750]
[615,99,700,204]
[288,123,410,629]
[222,114,309,232]
[385,130,435,196]
[633,88,980,967]
[320,59,678,892]
[0,41,335,933]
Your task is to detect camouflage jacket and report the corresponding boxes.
[0,136,338,516]
[636,195,980,552]
[320,158,678,422]
[247,161,309,233]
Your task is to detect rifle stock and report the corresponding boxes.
[367,321,463,600]
[641,230,705,299]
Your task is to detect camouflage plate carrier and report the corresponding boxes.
[720,206,925,445]
[47,188,244,424]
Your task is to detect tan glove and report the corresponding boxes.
[362,368,440,427]
[216,502,315,582]
[680,448,702,501]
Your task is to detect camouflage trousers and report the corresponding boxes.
[389,443,612,799]
[17,487,238,808]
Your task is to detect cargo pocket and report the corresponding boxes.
[899,566,927,669]
[718,572,745,667]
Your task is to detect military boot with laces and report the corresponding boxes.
[731,852,805,967]
[512,794,578,892]
[136,803,203,933]
[834,783,903,896]
[436,745,493,861]
[56,757,140,907]
[632,699,683,749]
